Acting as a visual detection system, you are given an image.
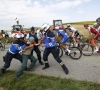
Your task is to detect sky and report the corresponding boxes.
[0,0,100,30]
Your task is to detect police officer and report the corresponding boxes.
[40,23,69,74]
[25,27,43,65]
[0,33,27,75]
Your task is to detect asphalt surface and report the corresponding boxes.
[0,44,100,83]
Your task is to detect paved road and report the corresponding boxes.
[0,44,100,83]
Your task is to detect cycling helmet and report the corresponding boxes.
[30,26,35,31]
[96,17,100,24]
[84,24,89,27]
[93,23,97,27]
[16,33,24,39]
[41,23,50,31]
[67,24,71,27]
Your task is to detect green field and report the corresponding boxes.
[0,70,100,90]
[63,21,95,25]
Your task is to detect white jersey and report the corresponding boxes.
[69,27,77,32]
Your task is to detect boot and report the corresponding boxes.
[39,61,44,65]
[42,63,50,70]
[61,64,69,75]
[0,68,6,75]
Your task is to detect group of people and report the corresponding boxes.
[0,23,69,79]
[0,17,100,79]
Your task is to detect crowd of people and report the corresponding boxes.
[0,17,100,79]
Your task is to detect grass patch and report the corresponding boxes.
[63,21,95,25]
[0,70,100,90]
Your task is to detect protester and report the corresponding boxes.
[15,37,37,78]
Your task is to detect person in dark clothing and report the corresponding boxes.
[0,33,27,75]
[25,27,43,65]
[40,23,69,75]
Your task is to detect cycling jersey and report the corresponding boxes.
[87,27,100,40]
[68,27,79,37]
[68,27,77,32]
[87,27,98,35]
[56,29,68,38]
[56,29,69,44]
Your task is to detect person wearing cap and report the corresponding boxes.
[40,23,69,75]
[15,37,37,78]
[25,27,43,65]
[0,33,27,75]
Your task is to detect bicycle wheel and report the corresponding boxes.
[57,46,63,58]
[69,47,82,60]
[82,44,93,56]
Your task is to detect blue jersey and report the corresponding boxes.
[57,29,68,38]
[42,31,56,48]
[7,40,26,54]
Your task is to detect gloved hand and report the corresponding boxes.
[19,50,23,55]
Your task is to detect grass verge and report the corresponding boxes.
[0,70,100,90]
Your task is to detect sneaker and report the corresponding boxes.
[94,49,98,53]
[65,50,71,56]
[75,43,78,47]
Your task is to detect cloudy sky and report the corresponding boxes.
[0,0,100,30]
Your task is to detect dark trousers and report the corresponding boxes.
[31,46,41,62]
[43,47,62,64]
[4,53,22,69]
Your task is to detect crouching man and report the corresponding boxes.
[0,33,26,75]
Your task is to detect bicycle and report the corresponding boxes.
[56,41,82,60]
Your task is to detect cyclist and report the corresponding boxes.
[67,24,79,47]
[55,26,70,55]
[84,24,100,53]
[40,23,69,74]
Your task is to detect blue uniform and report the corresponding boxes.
[56,29,69,44]
[7,40,26,54]
[42,30,69,74]
[42,31,56,48]
[3,40,27,69]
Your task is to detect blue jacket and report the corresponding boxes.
[7,40,26,54]
[42,30,56,48]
